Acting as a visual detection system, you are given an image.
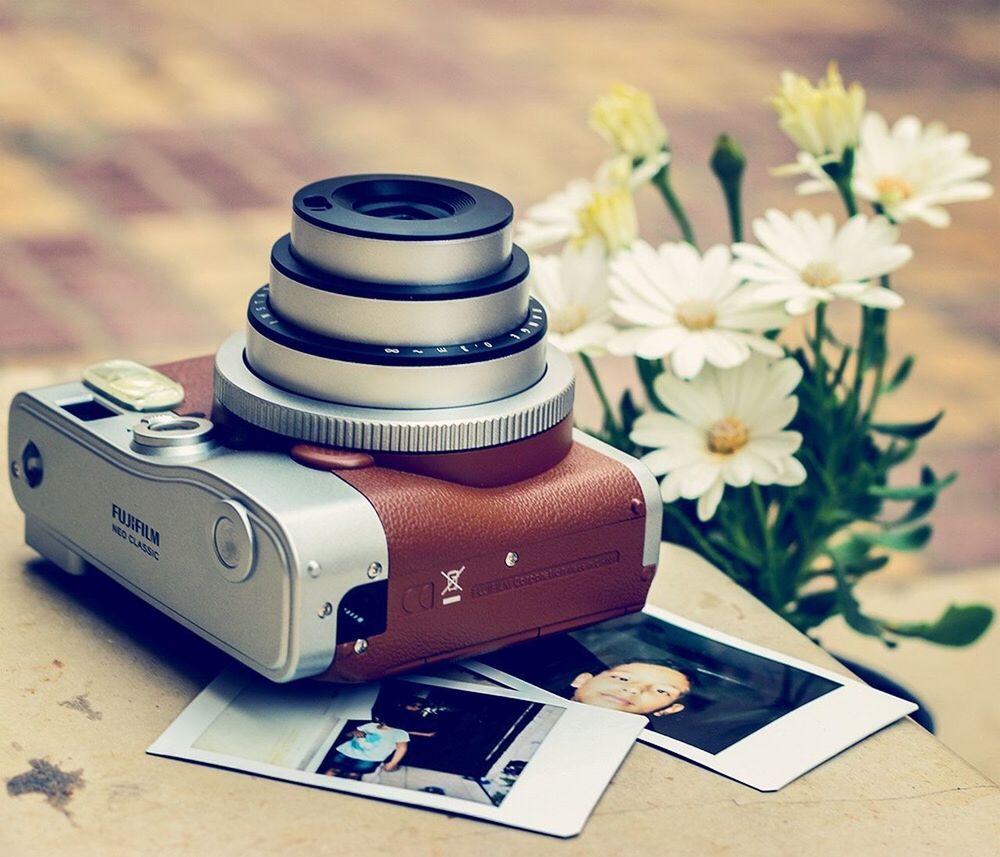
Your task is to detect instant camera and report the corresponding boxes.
[8,175,661,682]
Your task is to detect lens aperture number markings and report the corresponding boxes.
[249,288,547,368]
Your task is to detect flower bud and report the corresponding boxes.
[770,62,865,163]
[710,134,746,181]
[590,83,669,162]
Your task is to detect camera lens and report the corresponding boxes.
[217,174,575,449]
[291,175,512,285]
[270,175,527,346]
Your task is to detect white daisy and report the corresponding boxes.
[630,355,807,521]
[793,111,993,227]
[606,240,788,379]
[515,152,669,253]
[731,209,912,315]
[529,239,615,355]
[855,113,993,226]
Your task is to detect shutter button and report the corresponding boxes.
[132,414,214,453]
[210,500,255,582]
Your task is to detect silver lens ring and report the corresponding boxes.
[214,333,575,453]
[291,175,513,285]
[245,288,548,409]
[269,237,530,346]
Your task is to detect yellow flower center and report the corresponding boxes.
[550,303,588,334]
[707,416,749,455]
[676,299,718,331]
[874,175,913,206]
[800,260,841,289]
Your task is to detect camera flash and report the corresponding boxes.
[83,360,184,412]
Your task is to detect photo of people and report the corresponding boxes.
[315,679,563,805]
[149,670,647,836]
[466,606,916,791]
[321,719,412,780]
[478,609,838,754]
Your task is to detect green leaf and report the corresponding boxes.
[871,410,943,440]
[886,604,994,646]
[883,355,915,394]
[857,525,932,552]
[830,553,884,639]
[870,470,957,501]
[635,357,666,410]
[882,440,918,467]
[846,555,891,576]
[826,538,891,579]
[795,590,838,618]
[792,591,839,631]
[618,389,642,436]
[831,345,853,388]
[889,467,947,526]
[829,535,869,565]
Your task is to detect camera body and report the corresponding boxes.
[8,175,661,683]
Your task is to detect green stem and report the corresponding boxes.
[652,167,697,246]
[863,275,892,423]
[719,171,743,242]
[635,356,667,411]
[750,484,779,607]
[828,169,880,407]
[834,177,859,217]
[580,352,623,447]
[663,504,730,571]
[813,303,829,391]
[709,134,746,243]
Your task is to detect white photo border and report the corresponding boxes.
[464,605,917,791]
[148,670,646,838]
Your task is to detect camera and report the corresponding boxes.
[8,175,661,682]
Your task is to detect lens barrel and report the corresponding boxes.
[222,174,575,448]
[291,175,514,285]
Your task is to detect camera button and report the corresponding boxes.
[210,500,255,583]
[290,444,374,471]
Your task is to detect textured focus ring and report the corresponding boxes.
[214,333,575,453]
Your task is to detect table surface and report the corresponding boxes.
[2,408,997,857]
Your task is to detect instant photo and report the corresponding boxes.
[148,671,645,837]
[469,606,916,791]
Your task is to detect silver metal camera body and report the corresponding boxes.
[9,381,391,681]
[9,175,662,683]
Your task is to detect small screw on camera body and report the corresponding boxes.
[318,602,333,618]
[505,551,519,567]
[367,561,383,579]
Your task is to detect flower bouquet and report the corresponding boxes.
[521,68,993,646]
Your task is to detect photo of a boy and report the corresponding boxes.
[480,611,841,754]
[322,718,409,780]
[570,662,690,717]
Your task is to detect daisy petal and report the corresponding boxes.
[696,478,726,521]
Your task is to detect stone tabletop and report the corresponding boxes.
[1,382,996,856]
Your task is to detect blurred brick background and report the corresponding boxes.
[0,0,997,577]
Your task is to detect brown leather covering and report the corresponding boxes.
[155,355,656,682]
[318,444,654,682]
[156,355,215,417]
